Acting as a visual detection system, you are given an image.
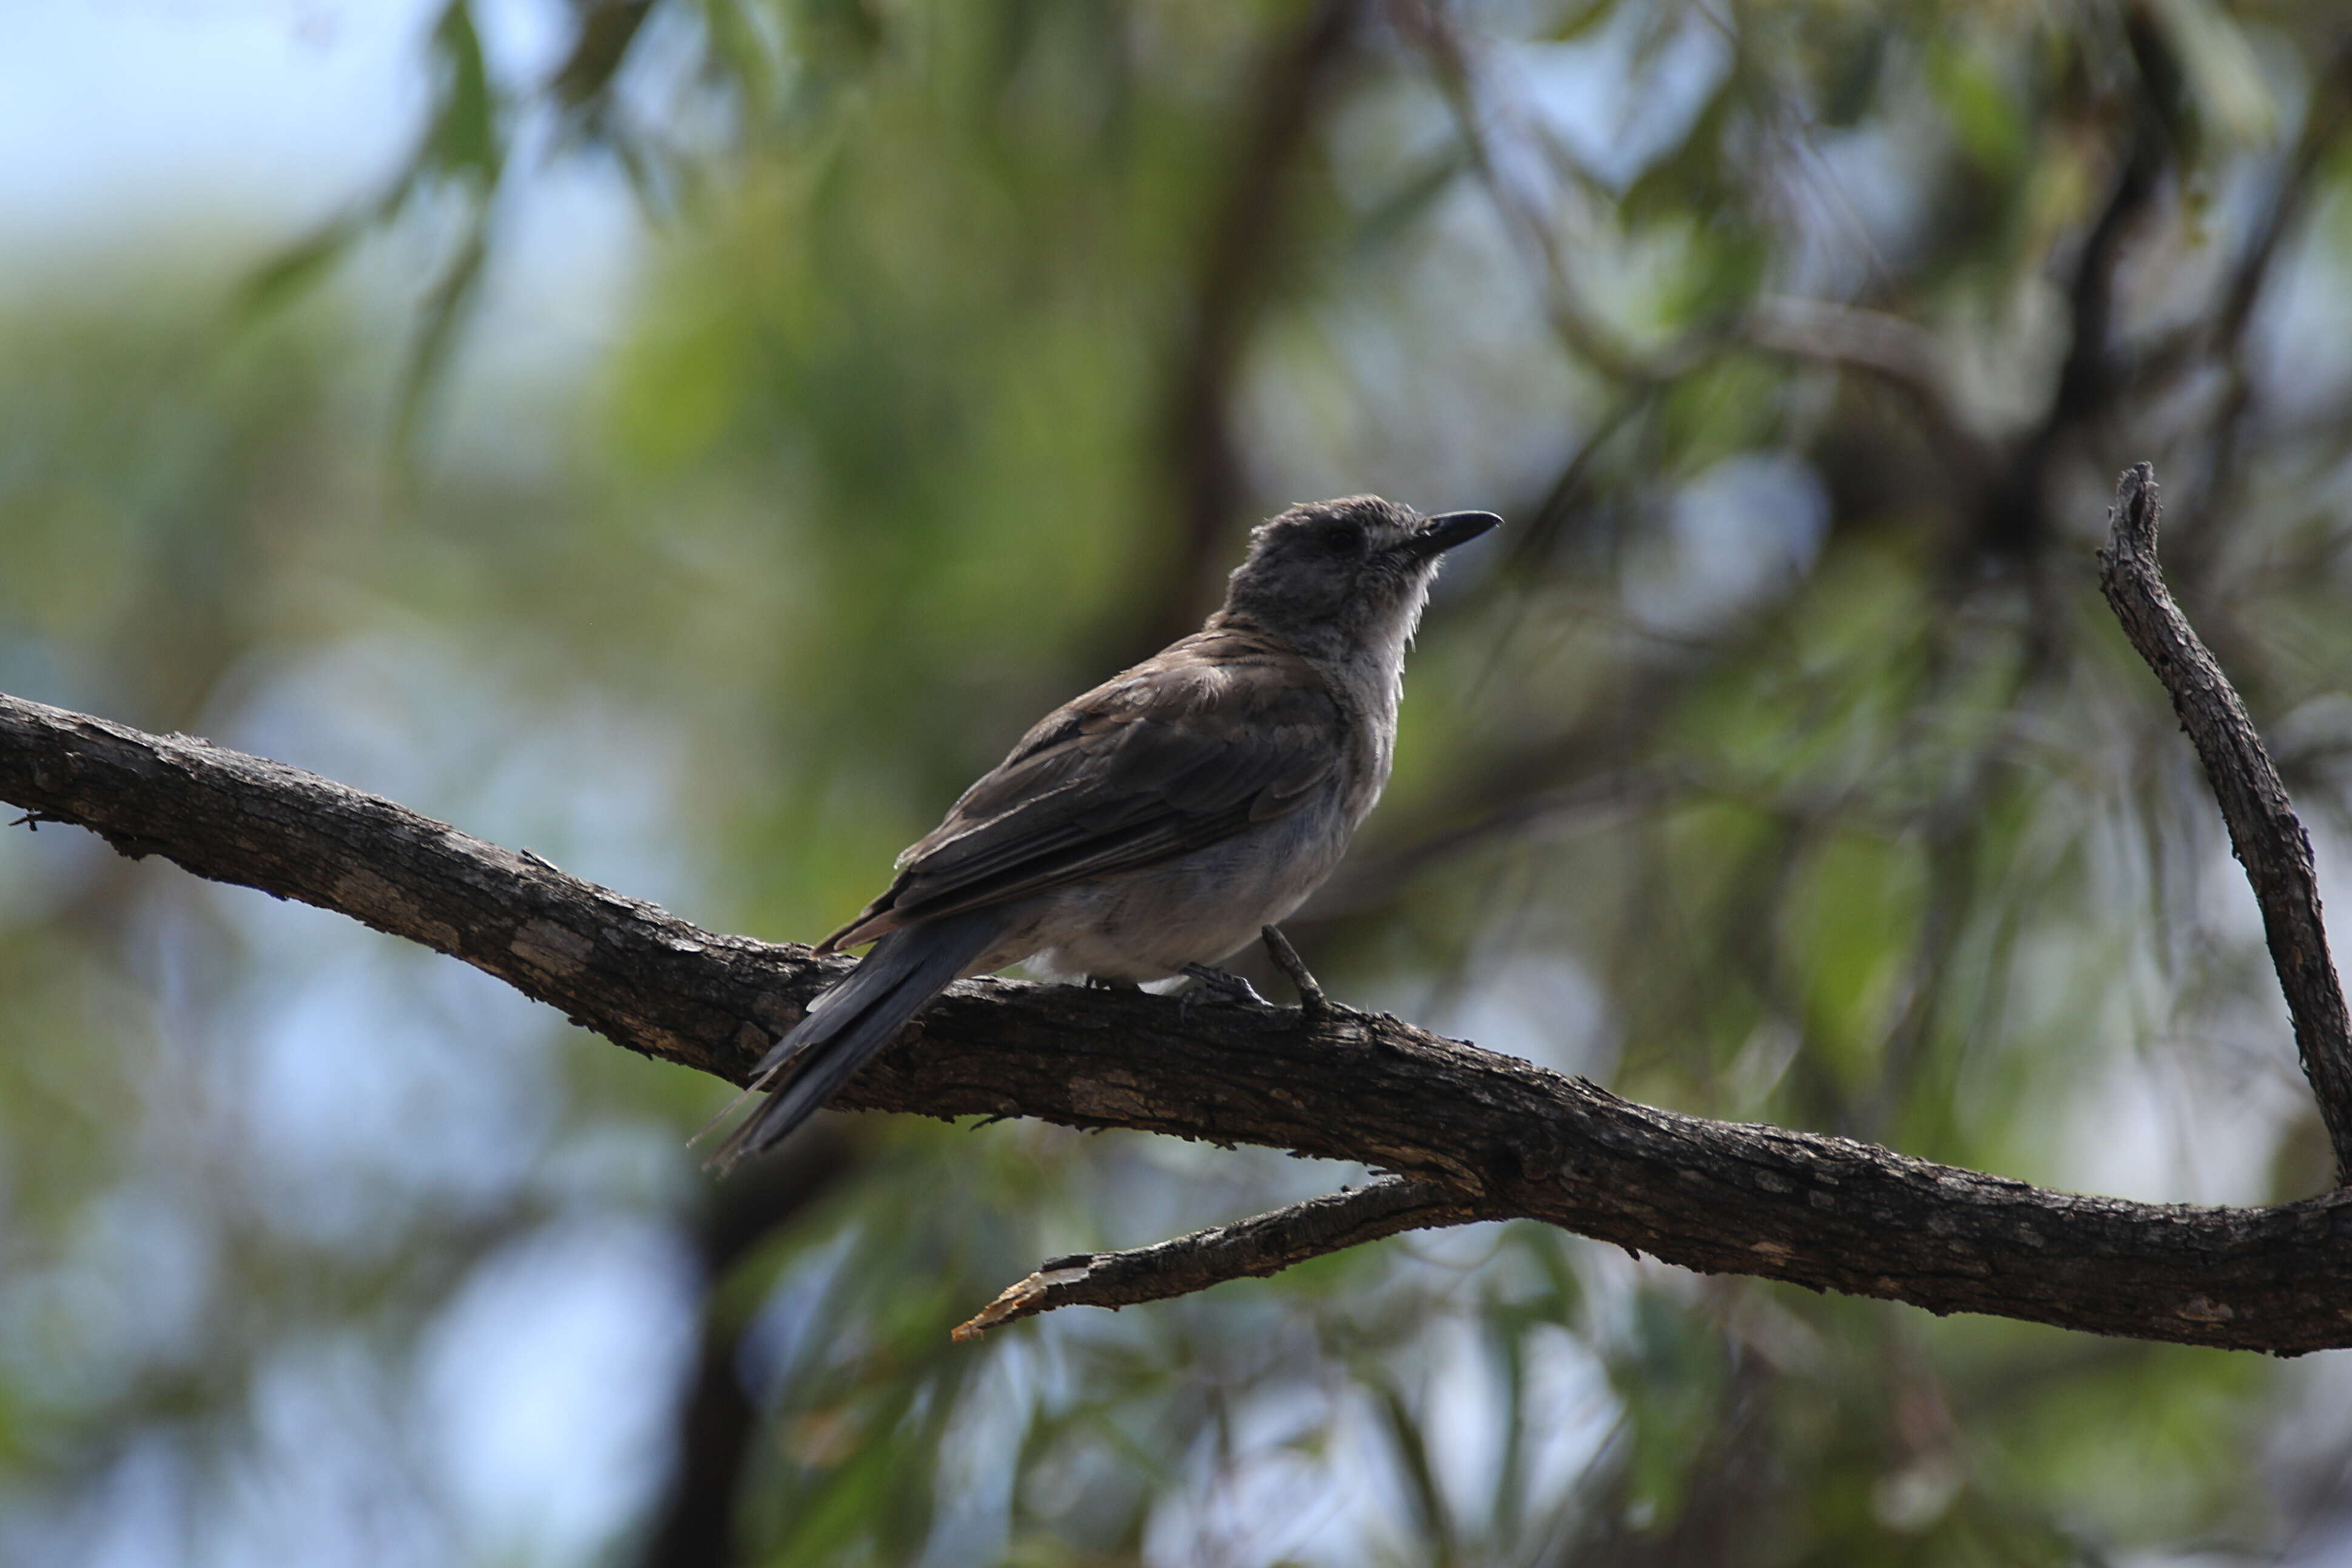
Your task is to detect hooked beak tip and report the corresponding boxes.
[1408,510,1503,557]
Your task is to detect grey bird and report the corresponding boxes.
[709,496,1500,1168]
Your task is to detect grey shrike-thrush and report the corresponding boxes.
[710,496,1500,1168]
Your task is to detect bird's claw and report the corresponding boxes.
[1181,963,1273,1017]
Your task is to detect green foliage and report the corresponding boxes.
[8,0,2352,1562]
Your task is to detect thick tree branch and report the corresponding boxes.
[953,1177,1486,1341]
[2097,463,2352,1180]
[9,689,2352,1351]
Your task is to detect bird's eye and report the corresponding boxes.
[1322,525,1364,557]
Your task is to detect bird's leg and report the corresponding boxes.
[1179,963,1273,1012]
[1259,925,1332,1023]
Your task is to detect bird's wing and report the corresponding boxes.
[816,630,1349,952]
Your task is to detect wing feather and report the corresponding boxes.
[816,630,1347,952]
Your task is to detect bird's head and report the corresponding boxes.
[1216,496,1501,665]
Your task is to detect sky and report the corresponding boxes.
[0,0,645,402]
[0,8,682,1563]
[0,2,438,281]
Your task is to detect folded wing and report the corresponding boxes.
[818,630,1347,952]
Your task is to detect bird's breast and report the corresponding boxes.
[1019,781,1365,983]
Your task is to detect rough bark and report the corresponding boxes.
[7,674,2352,1354]
[2098,463,2352,1179]
[953,1176,1484,1340]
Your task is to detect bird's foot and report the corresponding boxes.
[1180,963,1273,1017]
[1259,925,1333,1023]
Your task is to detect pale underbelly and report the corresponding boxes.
[977,800,1360,983]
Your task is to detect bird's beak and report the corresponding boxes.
[1398,510,1503,560]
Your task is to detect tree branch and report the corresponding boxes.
[8,688,2352,1352]
[2096,463,2352,1181]
[952,1177,1486,1341]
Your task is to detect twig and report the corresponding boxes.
[953,1177,1486,1341]
[2097,463,2352,1182]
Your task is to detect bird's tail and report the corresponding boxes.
[705,910,1001,1172]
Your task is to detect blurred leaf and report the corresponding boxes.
[12,1,2352,1563]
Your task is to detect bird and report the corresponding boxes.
[708,496,1501,1169]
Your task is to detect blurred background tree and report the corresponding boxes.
[4,0,2352,1562]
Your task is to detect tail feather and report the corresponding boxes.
[708,910,1000,1171]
